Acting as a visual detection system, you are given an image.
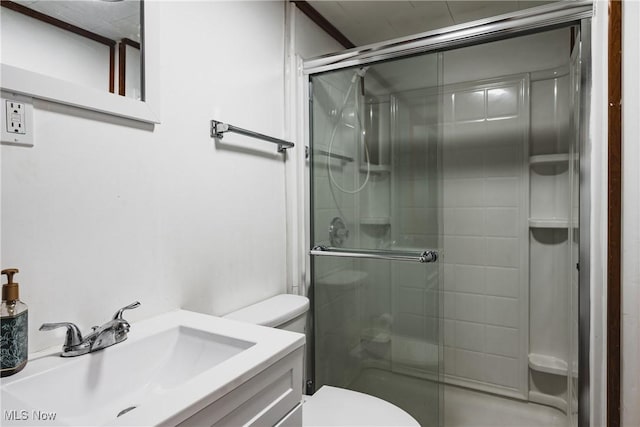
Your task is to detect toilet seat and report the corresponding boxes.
[302,386,420,427]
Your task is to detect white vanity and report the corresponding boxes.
[0,310,305,426]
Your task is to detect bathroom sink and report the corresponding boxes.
[0,310,305,426]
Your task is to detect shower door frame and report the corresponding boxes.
[302,2,594,425]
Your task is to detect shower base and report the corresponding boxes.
[348,368,567,427]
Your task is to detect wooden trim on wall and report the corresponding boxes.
[607,1,622,426]
[109,45,115,94]
[290,1,355,49]
[121,37,141,50]
[118,42,127,96]
[1,0,117,93]
[118,38,141,97]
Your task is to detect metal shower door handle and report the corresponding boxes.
[310,246,439,263]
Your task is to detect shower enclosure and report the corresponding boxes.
[305,3,591,427]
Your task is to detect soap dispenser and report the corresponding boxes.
[1,268,28,377]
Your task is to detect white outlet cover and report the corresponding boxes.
[1,92,34,147]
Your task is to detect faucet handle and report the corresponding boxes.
[39,322,84,347]
[112,301,141,320]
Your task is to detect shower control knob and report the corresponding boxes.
[329,217,349,247]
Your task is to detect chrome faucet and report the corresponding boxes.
[40,302,141,357]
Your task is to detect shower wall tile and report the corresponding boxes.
[443,208,484,236]
[443,264,455,291]
[483,177,520,207]
[485,325,519,358]
[444,320,456,346]
[439,77,528,396]
[396,313,427,339]
[425,290,438,317]
[365,288,388,316]
[399,208,432,234]
[424,317,439,342]
[453,264,486,294]
[443,179,485,208]
[386,76,529,397]
[484,208,519,237]
[530,76,570,155]
[486,237,519,268]
[455,321,485,352]
[444,291,456,318]
[455,293,485,323]
[443,145,486,179]
[397,180,427,207]
[455,349,485,382]
[444,236,487,265]
[454,90,485,121]
[485,296,519,328]
[487,86,519,118]
[484,354,519,388]
[398,287,425,315]
[485,267,519,298]
[394,262,429,289]
[314,177,336,209]
[444,347,456,375]
[484,146,521,177]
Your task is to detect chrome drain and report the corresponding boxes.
[117,406,137,418]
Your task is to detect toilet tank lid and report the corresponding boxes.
[224,294,309,327]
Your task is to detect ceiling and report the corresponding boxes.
[11,1,559,50]
[14,0,140,42]
[307,0,558,47]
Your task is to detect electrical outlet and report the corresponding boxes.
[1,94,34,147]
[6,100,26,134]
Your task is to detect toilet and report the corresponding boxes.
[224,294,420,427]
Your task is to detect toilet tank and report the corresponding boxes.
[223,294,309,333]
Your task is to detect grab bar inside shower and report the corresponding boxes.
[310,245,438,263]
[210,120,295,153]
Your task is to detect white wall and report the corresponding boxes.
[285,4,344,297]
[622,1,640,425]
[293,7,344,60]
[124,45,142,100]
[1,1,337,354]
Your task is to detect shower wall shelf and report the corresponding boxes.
[528,353,568,376]
[528,219,570,228]
[210,120,294,152]
[529,153,571,165]
[360,217,391,225]
[360,165,390,174]
[318,269,368,287]
[312,147,353,163]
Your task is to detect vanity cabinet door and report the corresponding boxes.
[177,348,303,427]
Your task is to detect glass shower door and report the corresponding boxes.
[309,53,443,427]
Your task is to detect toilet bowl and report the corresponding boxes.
[224,294,420,427]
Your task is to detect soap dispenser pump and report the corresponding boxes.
[1,268,28,377]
